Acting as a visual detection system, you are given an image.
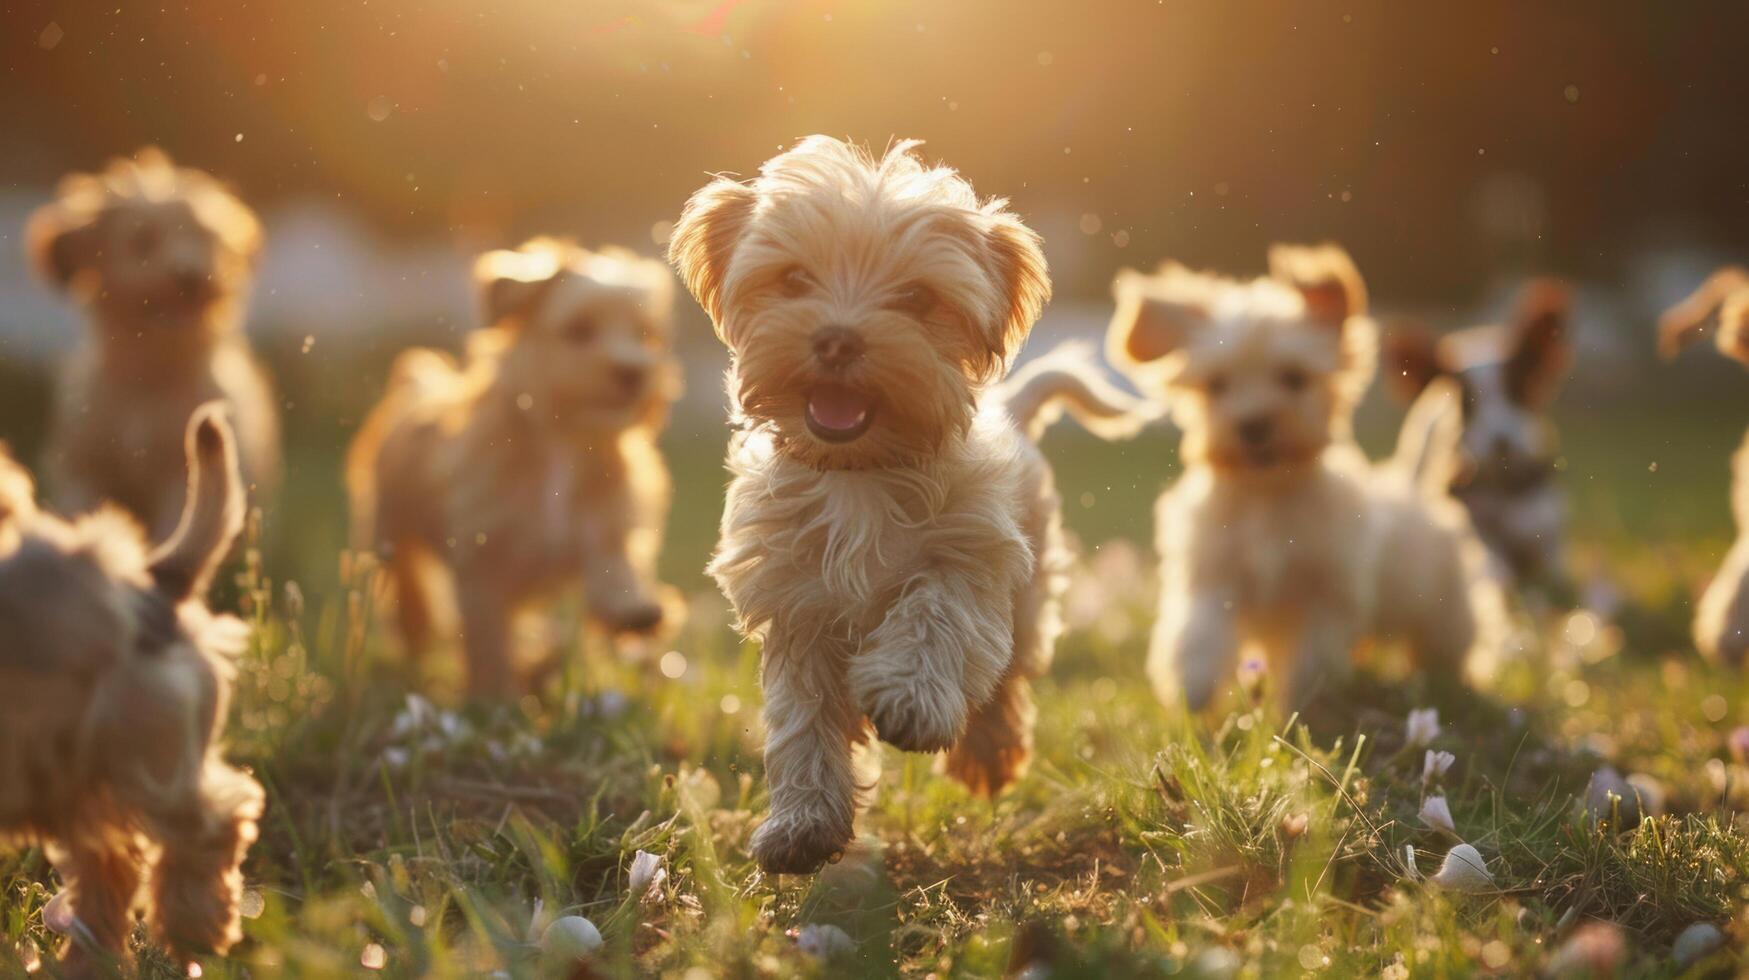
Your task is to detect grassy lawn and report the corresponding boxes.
[4,348,1749,978]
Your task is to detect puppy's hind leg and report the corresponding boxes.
[146,762,265,958]
[1148,590,1240,712]
[387,543,439,658]
[751,638,871,875]
[51,838,144,977]
[943,669,1035,796]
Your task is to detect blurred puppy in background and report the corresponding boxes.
[1110,246,1496,711]
[1385,281,1574,594]
[348,238,683,698]
[670,136,1150,874]
[0,405,261,977]
[1660,267,1749,664]
[27,148,279,541]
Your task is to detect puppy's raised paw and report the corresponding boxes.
[850,661,965,753]
[750,813,852,876]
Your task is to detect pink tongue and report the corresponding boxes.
[807,386,871,431]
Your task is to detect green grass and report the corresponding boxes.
[4,350,1749,977]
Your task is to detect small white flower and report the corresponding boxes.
[1405,708,1440,748]
[1672,922,1726,967]
[1419,795,1457,836]
[1422,750,1456,788]
[796,923,855,959]
[628,850,667,902]
[389,694,436,739]
[42,890,76,935]
[1583,767,1643,828]
[1428,843,1494,892]
[540,915,603,961]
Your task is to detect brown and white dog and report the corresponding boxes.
[0,405,261,977]
[1660,267,1749,664]
[27,148,279,541]
[348,238,682,697]
[669,136,1148,874]
[1109,247,1497,711]
[1385,280,1573,592]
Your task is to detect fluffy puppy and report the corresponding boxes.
[669,136,1146,874]
[1385,281,1573,591]
[348,238,682,697]
[1110,246,1489,711]
[1659,267,1749,663]
[27,147,279,541]
[0,405,261,977]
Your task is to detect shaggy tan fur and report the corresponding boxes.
[1110,245,1497,710]
[670,136,1148,874]
[27,147,280,541]
[0,406,261,977]
[1659,268,1749,663]
[348,238,683,697]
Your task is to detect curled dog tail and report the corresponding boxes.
[149,403,245,602]
[1389,376,1464,498]
[1660,266,1749,363]
[996,341,1161,441]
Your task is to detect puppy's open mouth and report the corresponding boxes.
[805,384,875,443]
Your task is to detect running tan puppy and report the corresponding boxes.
[348,238,681,697]
[1110,247,1493,710]
[669,136,1149,874]
[1660,267,1749,663]
[0,406,261,977]
[27,148,279,540]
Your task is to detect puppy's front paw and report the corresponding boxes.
[849,662,965,753]
[750,813,852,875]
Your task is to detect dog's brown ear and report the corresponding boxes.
[25,198,101,294]
[1659,267,1749,363]
[473,244,565,327]
[667,176,757,331]
[1383,322,1446,403]
[149,404,244,603]
[981,209,1051,370]
[1108,267,1208,367]
[1268,243,1367,328]
[1505,279,1572,407]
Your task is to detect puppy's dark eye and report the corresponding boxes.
[888,282,936,317]
[1278,367,1308,393]
[780,266,813,298]
[1207,373,1228,397]
[565,318,597,343]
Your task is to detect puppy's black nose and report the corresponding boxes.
[1238,417,1273,447]
[811,326,864,369]
[613,365,645,392]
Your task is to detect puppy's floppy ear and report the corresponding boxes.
[1108,267,1208,367]
[1383,321,1446,403]
[667,176,757,330]
[1268,243,1367,328]
[1659,267,1749,363]
[473,244,564,326]
[980,209,1051,368]
[1505,278,1572,406]
[25,197,101,294]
